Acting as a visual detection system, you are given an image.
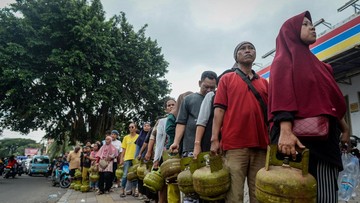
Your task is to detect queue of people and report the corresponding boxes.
[61,10,350,203]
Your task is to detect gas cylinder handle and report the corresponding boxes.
[266,144,310,175]
[204,154,210,166]
[282,157,290,168]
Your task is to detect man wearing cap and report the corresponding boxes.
[111,130,122,188]
[210,41,269,203]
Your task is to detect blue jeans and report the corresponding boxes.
[121,160,132,188]
[90,180,98,188]
[121,160,138,191]
[135,145,141,157]
[135,145,146,158]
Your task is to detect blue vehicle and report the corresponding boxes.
[28,155,50,177]
[51,162,71,188]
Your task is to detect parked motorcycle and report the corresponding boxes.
[51,162,71,188]
[3,165,17,178]
[17,163,24,176]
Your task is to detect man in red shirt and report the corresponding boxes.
[210,41,269,203]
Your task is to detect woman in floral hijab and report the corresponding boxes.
[96,136,118,195]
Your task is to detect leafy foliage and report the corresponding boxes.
[0,0,170,143]
[46,133,72,160]
[0,138,41,157]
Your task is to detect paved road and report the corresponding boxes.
[0,174,67,203]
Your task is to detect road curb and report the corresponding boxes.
[56,189,73,203]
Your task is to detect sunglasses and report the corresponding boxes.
[128,126,135,129]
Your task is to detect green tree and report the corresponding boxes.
[0,138,41,157]
[47,133,72,160]
[0,0,170,144]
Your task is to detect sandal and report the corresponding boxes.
[96,191,104,195]
[120,193,126,198]
[133,192,139,197]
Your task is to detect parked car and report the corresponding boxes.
[28,155,50,177]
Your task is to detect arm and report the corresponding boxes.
[170,98,188,153]
[165,114,176,148]
[88,153,97,161]
[137,142,148,160]
[145,139,155,161]
[339,117,350,150]
[154,119,167,167]
[210,108,225,155]
[89,152,96,162]
[145,121,159,161]
[193,126,205,159]
[278,121,305,159]
[193,92,214,159]
[169,124,185,153]
[117,151,122,163]
[120,148,126,165]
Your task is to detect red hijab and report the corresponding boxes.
[268,11,346,120]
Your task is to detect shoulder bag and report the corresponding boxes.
[292,116,329,140]
[99,159,109,170]
[234,68,329,140]
[234,68,268,124]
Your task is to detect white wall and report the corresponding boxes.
[339,74,360,137]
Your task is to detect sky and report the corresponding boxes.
[0,0,357,142]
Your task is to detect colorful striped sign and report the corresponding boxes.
[257,14,360,80]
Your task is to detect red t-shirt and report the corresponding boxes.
[214,71,269,150]
[7,159,17,167]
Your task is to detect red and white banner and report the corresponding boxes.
[24,148,39,156]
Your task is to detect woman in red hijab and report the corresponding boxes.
[268,11,350,202]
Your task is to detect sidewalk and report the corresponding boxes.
[56,187,144,203]
[55,183,249,203]
[55,183,360,203]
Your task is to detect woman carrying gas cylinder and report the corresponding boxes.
[268,11,350,203]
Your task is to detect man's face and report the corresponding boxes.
[111,133,117,140]
[143,123,151,132]
[199,78,216,96]
[165,100,176,114]
[236,43,256,65]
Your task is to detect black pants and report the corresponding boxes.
[98,172,113,192]
[138,179,146,195]
[112,162,118,182]
[69,168,76,177]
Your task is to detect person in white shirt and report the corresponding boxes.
[111,130,122,188]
